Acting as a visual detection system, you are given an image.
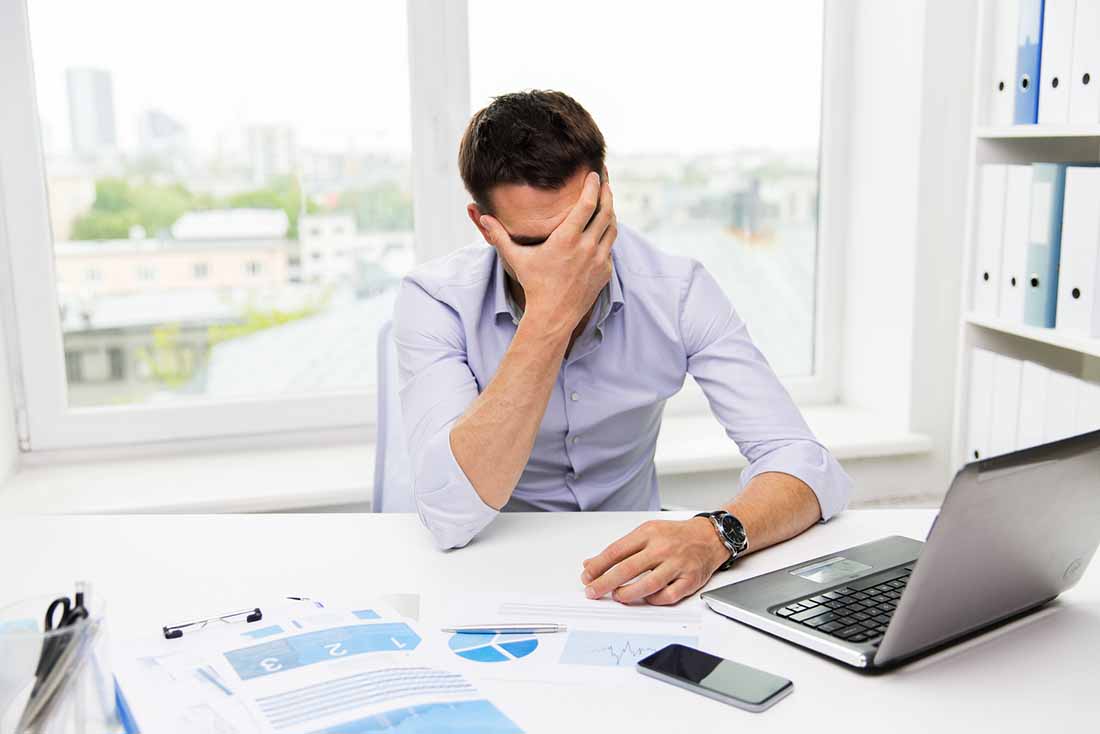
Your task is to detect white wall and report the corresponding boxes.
[840,1,925,422]
[0,317,18,485]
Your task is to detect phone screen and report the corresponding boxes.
[638,644,791,706]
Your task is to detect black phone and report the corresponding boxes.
[636,644,793,713]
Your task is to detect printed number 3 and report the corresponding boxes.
[260,657,282,672]
[325,642,347,657]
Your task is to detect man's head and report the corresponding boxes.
[459,90,606,246]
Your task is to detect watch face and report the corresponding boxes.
[719,515,746,546]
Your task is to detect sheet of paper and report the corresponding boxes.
[114,596,517,734]
[422,592,702,684]
[210,614,522,734]
[113,597,351,734]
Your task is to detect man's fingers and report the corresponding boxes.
[584,178,615,242]
[612,563,677,605]
[480,214,529,271]
[561,171,602,234]
[645,577,698,607]
[584,550,658,599]
[596,215,618,260]
[581,528,647,584]
[479,214,512,249]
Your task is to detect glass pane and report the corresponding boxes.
[28,0,412,407]
[469,0,822,377]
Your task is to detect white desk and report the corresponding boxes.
[2,509,1096,732]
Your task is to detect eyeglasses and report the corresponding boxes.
[162,607,262,639]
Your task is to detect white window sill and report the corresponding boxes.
[0,404,930,515]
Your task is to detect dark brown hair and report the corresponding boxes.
[458,90,606,212]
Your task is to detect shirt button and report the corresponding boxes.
[568,471,578,480]
[571,436,580,445]
[570,392,579,401]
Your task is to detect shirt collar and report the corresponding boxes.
[492,249,625,325]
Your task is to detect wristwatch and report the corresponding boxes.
[694,510,749,572]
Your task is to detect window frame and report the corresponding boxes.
[0,0,847,454]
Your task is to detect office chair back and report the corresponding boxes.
[372,320,416,512]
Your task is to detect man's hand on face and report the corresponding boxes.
[580,518,730,606]
[479,171,617,336]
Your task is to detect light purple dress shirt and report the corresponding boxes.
[393,225,852,550]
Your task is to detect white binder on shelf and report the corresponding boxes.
[1075,378,1100,433]
[1056,166,1100,337]
[999,165,1033,324]
[1039,0,1078,124]
[989,353,1024,456]
[973,165,1007,316]
[1016,361,1050,449]
[966,348,996,462]
[1069,0,1100,123]
[1044,369,1081,441]
[990,0,1022,125]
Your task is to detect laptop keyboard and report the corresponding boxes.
[771,565,914,644]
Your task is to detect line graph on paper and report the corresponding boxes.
[558,631,697,668]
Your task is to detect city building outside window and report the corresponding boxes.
[0,0,838,450]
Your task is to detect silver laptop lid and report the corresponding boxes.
[875,429,1100,666]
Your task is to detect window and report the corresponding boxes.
[469,0,825,380]
[4,0,414,444]
[0,0,843,451]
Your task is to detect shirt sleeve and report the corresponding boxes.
[392,279,499,549]
[679,261,852,521]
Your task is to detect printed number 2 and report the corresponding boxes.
[260,657,282,672]
[325,642,347,657]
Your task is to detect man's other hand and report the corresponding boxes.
[480,170,616,336]
[580,518,729,606]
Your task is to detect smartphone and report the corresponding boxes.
[636,644,793,713]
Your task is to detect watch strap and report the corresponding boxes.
[694,511,748,572]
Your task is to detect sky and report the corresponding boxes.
[29,0,823,159]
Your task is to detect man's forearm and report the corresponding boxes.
[449,315,571,510]
[719,471,823,555]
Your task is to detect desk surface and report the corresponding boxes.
[2,509,1096,732]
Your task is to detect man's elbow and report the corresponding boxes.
[418,509,478,551]
[411,480,496,551]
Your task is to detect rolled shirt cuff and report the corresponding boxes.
[414,426,500,550]
[738,440,852,522]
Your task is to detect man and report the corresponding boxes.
[394,90,852,606]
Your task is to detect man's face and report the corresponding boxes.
[469,167,592,250]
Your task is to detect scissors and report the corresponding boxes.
[26,583,90,708]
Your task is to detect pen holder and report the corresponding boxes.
[0,593,118,734]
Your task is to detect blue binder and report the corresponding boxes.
[1014,0,1045,124]
[1024,163,1066,328]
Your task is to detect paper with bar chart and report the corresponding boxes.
[426,592,702,683]
[209,611,523,734]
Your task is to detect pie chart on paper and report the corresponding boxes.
[448,632,539,663]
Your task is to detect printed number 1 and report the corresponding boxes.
[325,642,347,657]
[260,657,282,672]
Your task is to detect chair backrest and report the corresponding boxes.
[372,320,416,512]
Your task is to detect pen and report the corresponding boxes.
[441,624,567,634]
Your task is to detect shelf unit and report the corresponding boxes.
[976,124,1100,139]
[965,313,1100,360]
[950,1,1100,470]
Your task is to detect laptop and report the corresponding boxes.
[701,429,1100,670]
